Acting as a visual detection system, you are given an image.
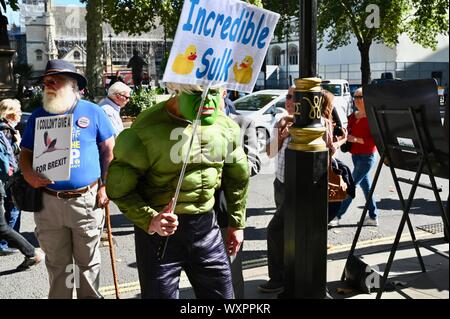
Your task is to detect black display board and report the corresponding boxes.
[364,79,449,179]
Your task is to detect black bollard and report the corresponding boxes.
[284,149,328,298]
[282,77,329,299]
[282,0,329,298]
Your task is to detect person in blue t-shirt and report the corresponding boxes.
[19,60,115,299]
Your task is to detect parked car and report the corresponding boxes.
[233,89,288,153]
[321,79,353,126]
[349,84,361,97]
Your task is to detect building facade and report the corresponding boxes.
[22,1,171,84]
[265,20,449,89]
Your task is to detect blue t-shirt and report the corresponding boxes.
[21,99,115,190]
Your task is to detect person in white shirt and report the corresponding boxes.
[99,82,132,137]
[257,86,295,294]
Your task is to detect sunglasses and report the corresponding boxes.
[354,95,363,99]
[117,93,131,100]
[43,79,60,87]
[286,94,293,100]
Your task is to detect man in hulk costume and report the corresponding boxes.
[106,83,249,299]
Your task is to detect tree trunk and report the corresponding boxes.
[358,42,372,85]
[85,0,103,101]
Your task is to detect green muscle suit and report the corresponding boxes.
[106,101,249,233]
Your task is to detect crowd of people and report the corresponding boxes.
[0,59,380,299]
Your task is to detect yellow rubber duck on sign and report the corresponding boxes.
[233,56,254,84]
[172,45,197,75]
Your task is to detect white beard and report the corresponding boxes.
[43,84,77,114]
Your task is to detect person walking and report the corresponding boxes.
[99,81,132,138]
[257,86,295,294]
[214,89,260,298]
[127,49,147,90]
[19,60,115,298]
[98,81,132,245]
[329,87,379,227]
[0,102,42,270]
[0,99,23,254]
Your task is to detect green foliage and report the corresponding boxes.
[313,0,449,83]
[102,0,263,38]
[1,0,19,12]
[21,91,42,113]
[262,0,299,40]
[262,0,449,51]
[121,88,157,117]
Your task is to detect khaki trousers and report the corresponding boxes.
[34,186,104,299]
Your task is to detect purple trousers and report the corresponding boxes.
[134,210,233,299]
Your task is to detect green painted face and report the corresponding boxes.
[178,89,221,125]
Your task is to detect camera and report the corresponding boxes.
[333,126,344,137]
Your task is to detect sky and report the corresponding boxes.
[5,0,83,25]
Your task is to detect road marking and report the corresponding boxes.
[99,281,140,296]
[99,230,440,297]
[327,229,435,253]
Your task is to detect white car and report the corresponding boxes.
[233,89,288,153]
[321,79,353,127]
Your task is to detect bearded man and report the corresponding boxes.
[19,60,115,299]
[106,83,249,299]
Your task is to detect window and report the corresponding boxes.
[73,51,81,60]
[271,46,281,65]
[289,46,298,65]
[35,49,43,61]
[321,84,342,96]
[234,94,281,111]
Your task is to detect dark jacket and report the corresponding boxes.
[215,114,261,228]
[0,131,10,195]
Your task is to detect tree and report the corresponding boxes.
[102,0,262,38]
[263,0,449,85]
[262,0,299,41]
[84,0,104,100]
[1,0,19,12]
[318,0,449,84]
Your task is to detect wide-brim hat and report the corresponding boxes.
[37,59,87,90]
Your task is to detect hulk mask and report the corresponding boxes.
[178,89,220,125]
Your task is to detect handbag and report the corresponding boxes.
[344,255,379,294]
[340,141,352,153]
[9,172,43,212]
[328,163,348,202]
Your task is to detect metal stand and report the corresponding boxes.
[342,105,449,299]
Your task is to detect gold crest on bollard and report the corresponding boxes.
[288,77,327,151]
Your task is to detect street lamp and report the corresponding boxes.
[108,33,113,75]
[285,22,289,86]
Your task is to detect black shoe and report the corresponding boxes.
[16,254,42,271]
[257,280,284,293]
[0,247,19,256]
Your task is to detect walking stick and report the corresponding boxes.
[105,203,120,299]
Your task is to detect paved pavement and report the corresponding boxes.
[102,232,448,300]
[0,151,448,299]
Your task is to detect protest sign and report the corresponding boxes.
[33,114,72,181]
[163,0,280,93]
